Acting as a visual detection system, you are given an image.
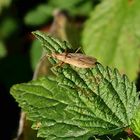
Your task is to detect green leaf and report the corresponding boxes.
[69,1,93,16]
[82,0,140,80]
[0,41,7,58]
[30,39,43,70]
[24,4,53,26]
[0,0,11,13]
[48,0,93,16]
[0,17,18,39]
[131,106,140,138]
[10,31,140,140]
[90,135,134,140]
[48,0,80,9]
[24,0,94,26]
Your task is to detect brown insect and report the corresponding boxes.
[51,52,97,68]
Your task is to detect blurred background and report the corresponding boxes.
[0,0,140,140]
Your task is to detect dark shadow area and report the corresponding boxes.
[0,54,32,139]
[0,0,39,139]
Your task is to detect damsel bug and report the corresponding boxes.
[50,52,97,68]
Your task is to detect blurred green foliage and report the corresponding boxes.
[24,0,93,26]
[30,39,42,70]
[82,0,140,81]
[0,17,18,39]
[0,41,7,58]
[0,0,11,12]
[24,5,53,26]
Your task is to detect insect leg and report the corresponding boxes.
[53,61,64,68]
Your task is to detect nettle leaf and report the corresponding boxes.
[131,106,140,137]
[82,0,140,80]
[10,31,140,140]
